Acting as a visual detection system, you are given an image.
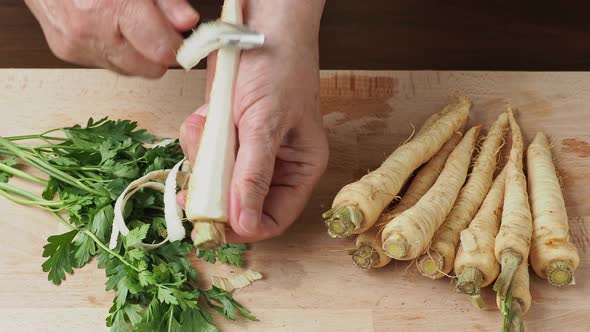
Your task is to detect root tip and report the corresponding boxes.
[192,221,225,249]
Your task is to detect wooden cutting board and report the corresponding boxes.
[0,69,588,332]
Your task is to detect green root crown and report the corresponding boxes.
[417,251,444,279]
[350,244,379,270]
[547,260,575,288]
[192,221,225,249]
[323,205,363,238]
[456,267,486,308]
[493,250,521,299]
[456,267,484,295]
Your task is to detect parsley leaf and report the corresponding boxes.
[157,286,178,305]
[180,308,218,332]
[204,286,257,321]
[1,118,254,332]
[138,270,156,287]
[197,244,247,267]
[41,230,78,285]
[154,242,198,282]
[73,232,96,268]
[0,157,17,183]
[124,223,150,248]
[107,302,143,332]
[0,171,10,183]
[0,156,17,167]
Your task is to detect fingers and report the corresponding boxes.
[179,105,208,165]
[176,190,187,207]
[118,0,184,66]
[229,126,280,239]
[155,0,200,31]
[105,39,167,78]
[225,158,320,243]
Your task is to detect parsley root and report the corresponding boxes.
[381,125,481,260]
[349,227,392,270]
[454,166,507,306]
[350,117,464,270]
[527,132,580,287]
[378,130,464,225]
[418,112,508,279]
[323,96,472,238]
[493,109,533,299]
[182,0,243,248]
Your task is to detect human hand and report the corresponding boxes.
[178,0,329,243]
[24,0,199,78]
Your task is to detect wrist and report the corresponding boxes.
[246,0,325,49]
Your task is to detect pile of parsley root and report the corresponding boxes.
[323,96,580,331]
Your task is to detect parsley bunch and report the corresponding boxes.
[0,118,255,331]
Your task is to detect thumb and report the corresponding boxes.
[179,104,208,165]
[230,127,280,238]
[155,0,200,31]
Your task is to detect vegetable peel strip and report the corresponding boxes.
[211,270,263,292]
[109,160,188,249]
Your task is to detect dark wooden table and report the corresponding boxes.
[3,0,590,70]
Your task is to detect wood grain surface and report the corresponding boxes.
[3,1,590,70]
[0,69,589,331]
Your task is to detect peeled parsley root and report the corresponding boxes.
[381,125,481,260]
[454,166,507,307]
[527,132,580,287]
[493,109,533,299]
[181,0,243,248]
[418,112,508,279]
[323,96,472,238]
[497,261,532,332]
[349,227,391,270]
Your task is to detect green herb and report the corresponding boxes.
[0,118,255,332]
[197,243,247,267]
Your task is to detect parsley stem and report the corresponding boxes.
[0,137,107,197]
[168,306,175,332]
[49,212,75,231]
[0,182,62,207]
[0,148,16,156]
[48,212,140,272]
[0,163,48,185]
[82,229,141,273]
[3,134,68,142]
[0,188,62,209]
[28,145,89,152]
[52,166,103,171]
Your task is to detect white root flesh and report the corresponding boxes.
[164,159,187,242]
[183,0,243,248]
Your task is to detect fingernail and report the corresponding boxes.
[195,107,208,117]
[176,191,187,208]
[238,209,259,235]
[174,3,199,24]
